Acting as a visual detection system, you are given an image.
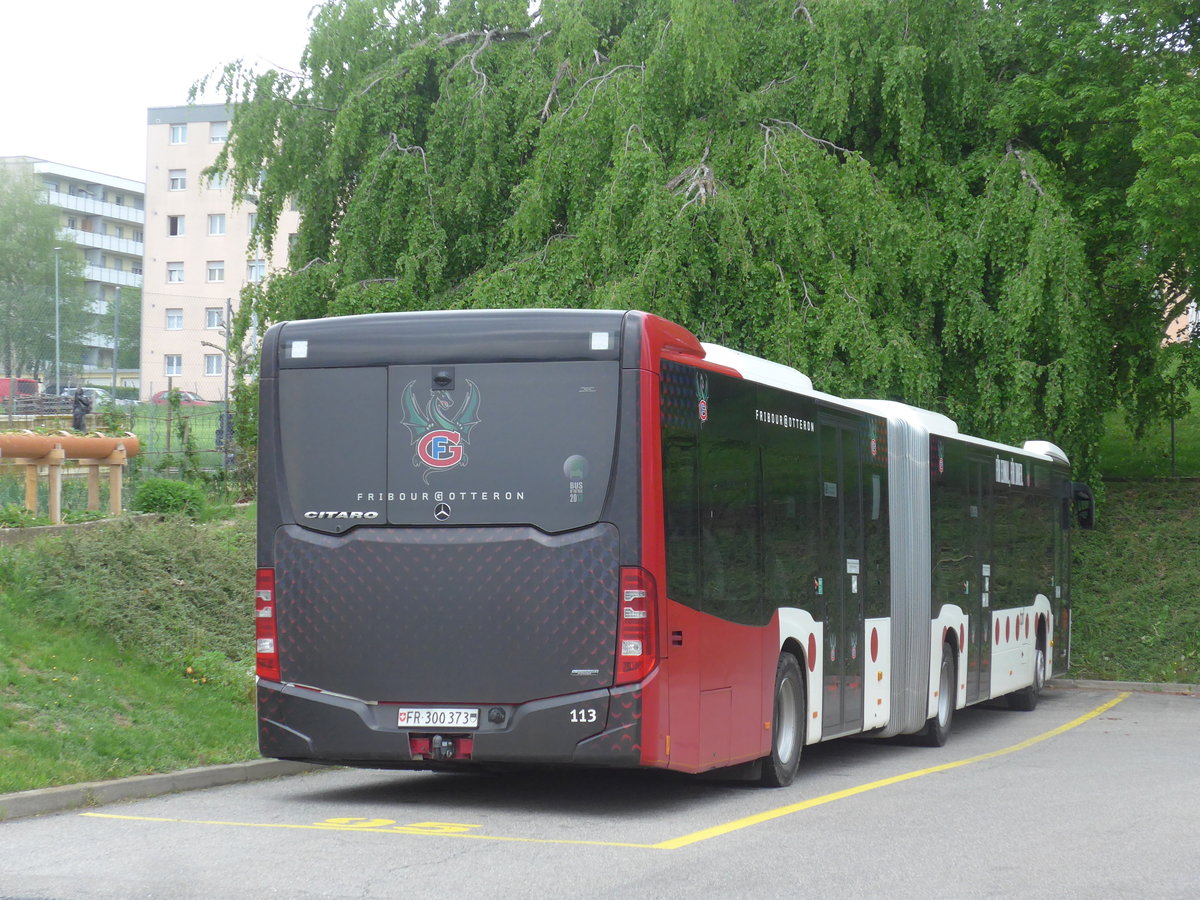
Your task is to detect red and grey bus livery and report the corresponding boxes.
[255,309,1093,785]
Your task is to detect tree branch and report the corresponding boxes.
[383,135,438,228]
[441,27,547,98]
[762,119,855,155]
[560,63,645,119]
[1005,141,1046,196]
[625,123,651,154]
[667,144,717,211]
[541,59,573,121]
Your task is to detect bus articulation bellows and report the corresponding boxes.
[255,309,1094,786]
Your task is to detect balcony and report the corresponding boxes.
[63,228,143,257]
[45,190,145,224]
[83,265,143,288]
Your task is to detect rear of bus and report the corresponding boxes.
[255,309,671,769]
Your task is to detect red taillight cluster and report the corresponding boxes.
[255,568,281,682]
[615,567,658,686]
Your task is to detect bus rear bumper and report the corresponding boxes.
[257,681,643,769]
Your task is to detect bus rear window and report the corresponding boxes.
[279,361,619,534]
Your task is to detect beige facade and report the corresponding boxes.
[1165,297,1197,344]
[142,104,297,401]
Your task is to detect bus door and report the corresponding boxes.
[818,416,865,737]
[966,456,993,704]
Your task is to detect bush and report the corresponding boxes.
[132,478,207,517]
[0,504,51,528]
[6,514,255,664]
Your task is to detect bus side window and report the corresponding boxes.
[662,431,701,608]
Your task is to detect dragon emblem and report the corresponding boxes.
[400,379,482,484]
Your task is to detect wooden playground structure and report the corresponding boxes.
[0,431,140,525]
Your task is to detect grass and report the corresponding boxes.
[0,511,257,794]
[1069,480,1200,683]
[1098,389,1200,479]
[0,608,255,793]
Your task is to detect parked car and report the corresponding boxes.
[149,390,210,406]
[60,386,136,408]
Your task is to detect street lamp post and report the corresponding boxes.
[112,286,121,397]
[53,246,61,393]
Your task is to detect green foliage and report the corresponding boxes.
[94,403,133,434]
[0,165,90,380]
[0,505,50,528]
[132,478,207,517]
[4,515,254,664]
[208,0,1200,485]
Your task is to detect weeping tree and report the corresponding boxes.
[203,0,1200,483]
[0,166,88,381]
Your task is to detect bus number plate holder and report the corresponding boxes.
[397,708,480,729]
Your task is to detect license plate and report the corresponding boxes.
[397,707,479,729]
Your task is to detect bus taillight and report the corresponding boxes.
[256,568,281,682]
[616,568,658,685]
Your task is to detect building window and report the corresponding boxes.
[247,259,266,283]
[169,169,186,191]
[207,260,225,283]
[247,212,258,232]
[204,354,224,376]
[207,172,228,191]
[131,263,143,276]
[66,216,76,229]
[205,307,224,329]
[167,262,184,283]
[210,121,229,143]
[167,215,185,236]
[170,124,187,144]
[166,309,184,330]
[208,213,226,236]
[165,355,182,376]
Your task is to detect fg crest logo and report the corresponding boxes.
[401,379,481,484]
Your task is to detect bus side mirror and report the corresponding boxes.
[1072,482,1095,530]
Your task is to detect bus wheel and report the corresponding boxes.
[761,653,804,787]
[1008,643,1046,711]
[922,644,955,747]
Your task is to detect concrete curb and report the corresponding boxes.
[0,513,160,547]
[0,759,321,823]
[1049,677,1199,696]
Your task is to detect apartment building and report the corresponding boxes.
[142,104,297,401]
[0,156,144,381]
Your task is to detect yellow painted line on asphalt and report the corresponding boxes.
[79,813,659,849]
[79,692,1129,852]
[653,691,1130,849]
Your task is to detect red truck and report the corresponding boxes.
[0,377,40,401]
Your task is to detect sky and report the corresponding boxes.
[0,0,320,183]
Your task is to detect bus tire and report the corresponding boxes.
[1008,642,1046,712]
[761,653,805,787]
[922,644,955,747]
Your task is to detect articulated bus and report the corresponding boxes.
[255,309,1094,786]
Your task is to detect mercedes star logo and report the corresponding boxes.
[434,503,452,521]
